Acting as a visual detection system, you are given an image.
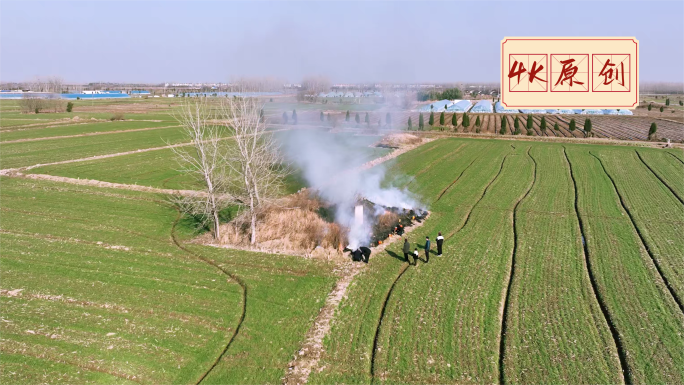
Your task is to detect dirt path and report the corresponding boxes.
[283,262,365,385]
[0,126,300,176]
[1,130,432,200]
[284,210,431,385]
[1,125,180,143]
[2,171,204,197]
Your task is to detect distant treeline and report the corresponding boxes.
[417,88,463,101]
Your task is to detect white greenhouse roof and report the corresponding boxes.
[470,100,493,113]
[617,109,633,115]
[419,99,454,112]
[520,109,548,114]
[602,109,619,115]
[494,102,518,113]
[445,100,472,112]
[557,109,576,114]
[581,109,604,115]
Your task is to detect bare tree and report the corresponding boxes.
[302,75,331,101]
[172,98,232,239]
[218,96,288,244]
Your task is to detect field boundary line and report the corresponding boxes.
[170,209,247,385]
[403,142,466,189]
[634,150,684,205]
[565,147,630,384]
[498,146,536,385]
[3,172,205,196]
[590,151,684,314]
[667,152,684,165]
[445,146,514,240]
[435,143,492,202]
[369,262,410,384]
[1,125,181,143]
[0,127,299,175]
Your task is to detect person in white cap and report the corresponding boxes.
[436,232,444,256]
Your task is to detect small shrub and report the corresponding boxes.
[66,102,74,112]
[514,116,520,130]
[526,129,533,136]
[554,122,560,131]
[110,112,125,121]
[346,110,350,122]
[429,111,434,126]
[500,116,507,134]
[407,117,412,130]
[451,113,457,126]
[439,111,445,126]
[648,104,652,111]
[659,106,664,113]
[475,116,481,127]
[569,119,576,131]
[540,116,547,131]
[419,113,424,130]
[526,114,533,129]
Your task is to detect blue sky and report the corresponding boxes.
[1,1,682,83]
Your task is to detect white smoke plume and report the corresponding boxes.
[280,130,422,249]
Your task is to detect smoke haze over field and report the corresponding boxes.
[280,131,421,249]
[1,1,682,83]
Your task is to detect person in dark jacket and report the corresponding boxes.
[402,238,413,265]
[351,248,363,262]
[424,236,431,263]
[360,246,371,263]
[436,232,444,256]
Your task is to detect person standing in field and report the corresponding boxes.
[403,238,413,265]
[424,236,431,263]
[436,232,444,256]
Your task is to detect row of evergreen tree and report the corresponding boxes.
[281,109,660,141]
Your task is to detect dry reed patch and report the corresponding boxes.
[378,133,422,148]
[196,192,348,260]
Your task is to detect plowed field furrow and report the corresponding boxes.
[566,147,684,384]
[501,145,622,384]
[556,116,587,138]
[635,149,684,204]
[529,116,549,137]
[372,145,534,384]
[593,149,684,310]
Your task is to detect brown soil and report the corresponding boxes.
[377,133,422,147]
